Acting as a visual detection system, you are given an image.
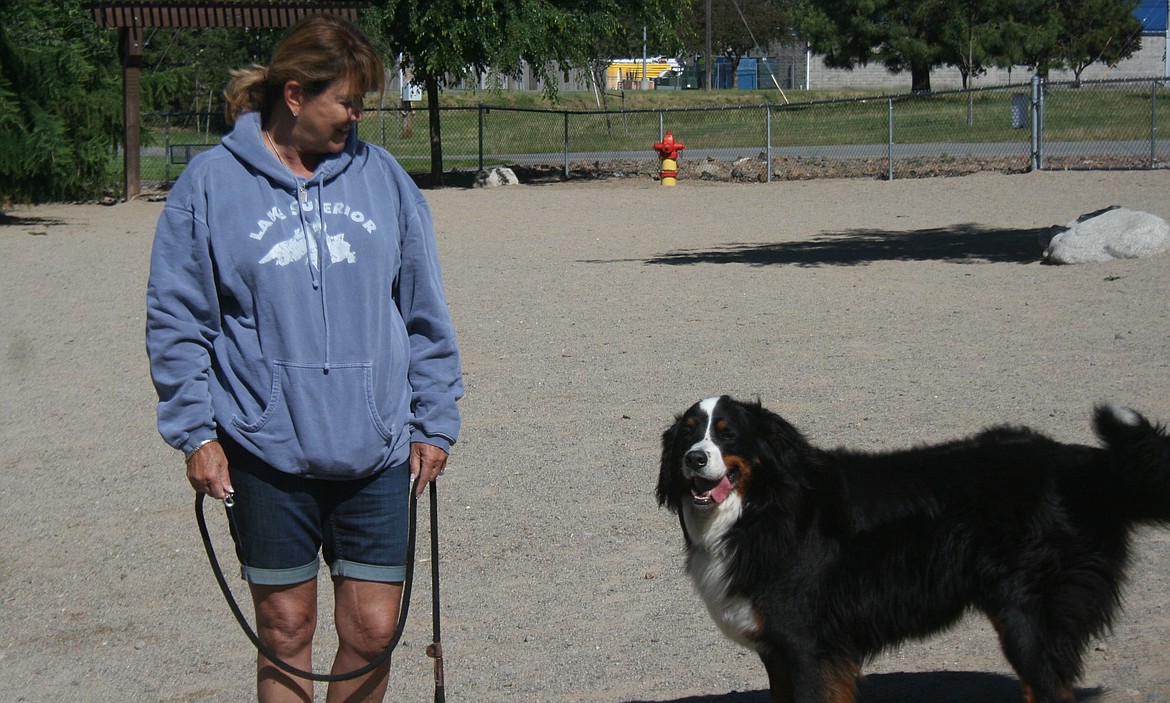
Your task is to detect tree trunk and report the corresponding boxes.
[426,76,443,188]
[910,64,932,93]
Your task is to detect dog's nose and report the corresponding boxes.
[685,450,708,470]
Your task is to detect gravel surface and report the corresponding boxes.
[2,170,1169,702]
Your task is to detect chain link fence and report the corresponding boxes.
[142,77,1169,188]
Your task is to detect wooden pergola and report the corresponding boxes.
[88,1,368,199]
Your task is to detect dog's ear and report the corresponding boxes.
[751,401,808,471]
[657,416,685,511]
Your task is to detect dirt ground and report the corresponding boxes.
[2,169,1169,702]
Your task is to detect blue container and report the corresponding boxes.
[736,58,758,90]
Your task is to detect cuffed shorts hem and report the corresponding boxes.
[241,558,320,586]
[330,560,406,583]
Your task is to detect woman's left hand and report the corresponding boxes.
[410,442,448,495]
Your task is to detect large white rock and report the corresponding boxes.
[473,166,519,188]
[1043,206,1170,264]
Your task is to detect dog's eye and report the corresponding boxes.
[717,427,736,441]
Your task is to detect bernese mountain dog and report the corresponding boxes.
[657,396,1170,703]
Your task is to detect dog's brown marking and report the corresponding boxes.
[822,659,860,703]
[1018,682,1075,703]
[724,454,753,494]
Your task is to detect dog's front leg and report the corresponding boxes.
[760,649,795,703]
[761,647,860,703]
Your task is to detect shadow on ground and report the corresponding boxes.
[641,224,1051,267]
[0,213,67,229]
[626,671,1105,703]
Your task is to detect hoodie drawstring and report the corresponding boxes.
[296,178,331,374]
[314,181,331,373]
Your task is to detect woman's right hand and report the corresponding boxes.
[186,440,234,499]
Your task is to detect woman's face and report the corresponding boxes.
[294,79,364,156]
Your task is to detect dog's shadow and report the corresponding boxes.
[625,671,1105,702]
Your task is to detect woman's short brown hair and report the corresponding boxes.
[224,14,384,125]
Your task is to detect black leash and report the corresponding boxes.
[195,479,446,699]
[425,480,446,703]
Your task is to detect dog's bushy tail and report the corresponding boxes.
[1094,403,1170,525]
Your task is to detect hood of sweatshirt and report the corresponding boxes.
[222,111,357,191]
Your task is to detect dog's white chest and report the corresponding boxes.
[683,499,760,650]
[688,548,760,649]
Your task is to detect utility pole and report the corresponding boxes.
[704,0,712,90]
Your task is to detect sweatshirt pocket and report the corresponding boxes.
[230,361,394,476]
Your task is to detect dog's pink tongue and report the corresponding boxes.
[710,476,733,504]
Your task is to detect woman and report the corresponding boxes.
[146,15,462,702]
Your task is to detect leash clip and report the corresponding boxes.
[223,491,235,508]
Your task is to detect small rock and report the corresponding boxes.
[473,166,519,188]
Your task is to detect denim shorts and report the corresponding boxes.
[221,436,410,586]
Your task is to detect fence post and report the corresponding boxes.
[563,111,570,180]
[658,111,665,141]
[766,105,772,184]
[478,105,485,173]
[887,97,895,181]
[164,112,172,186]
[1152,79,1158,168]
[1030,75,1043,170]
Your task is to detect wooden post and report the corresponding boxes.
[121,26,143,200]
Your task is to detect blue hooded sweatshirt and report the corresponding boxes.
[146,111,462,478]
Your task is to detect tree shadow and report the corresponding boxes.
[0,212,66,229]
[624,671,1105,703]
[643,224,1051,267]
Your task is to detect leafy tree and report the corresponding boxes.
[141,27,281,117]
[683,0,790,82]
[0,0,121,202]
[583,11,688,113]
[365,0,689,185]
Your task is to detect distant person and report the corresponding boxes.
[145,14,463,702]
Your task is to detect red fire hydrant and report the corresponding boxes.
[653,131,685,186]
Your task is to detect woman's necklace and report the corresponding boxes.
[265,129,307,202]
[264,129,294,173]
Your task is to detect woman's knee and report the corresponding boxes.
[253,582,318,654]
[334,580,402,656]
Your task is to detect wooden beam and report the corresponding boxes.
[89,2,366,29]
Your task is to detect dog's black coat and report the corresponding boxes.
[657,397,1170,703]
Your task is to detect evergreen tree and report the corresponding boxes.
[793,0,1145,91]
[1055,0,1143,84]
[0,0,121,203]
[794,0,947,92]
